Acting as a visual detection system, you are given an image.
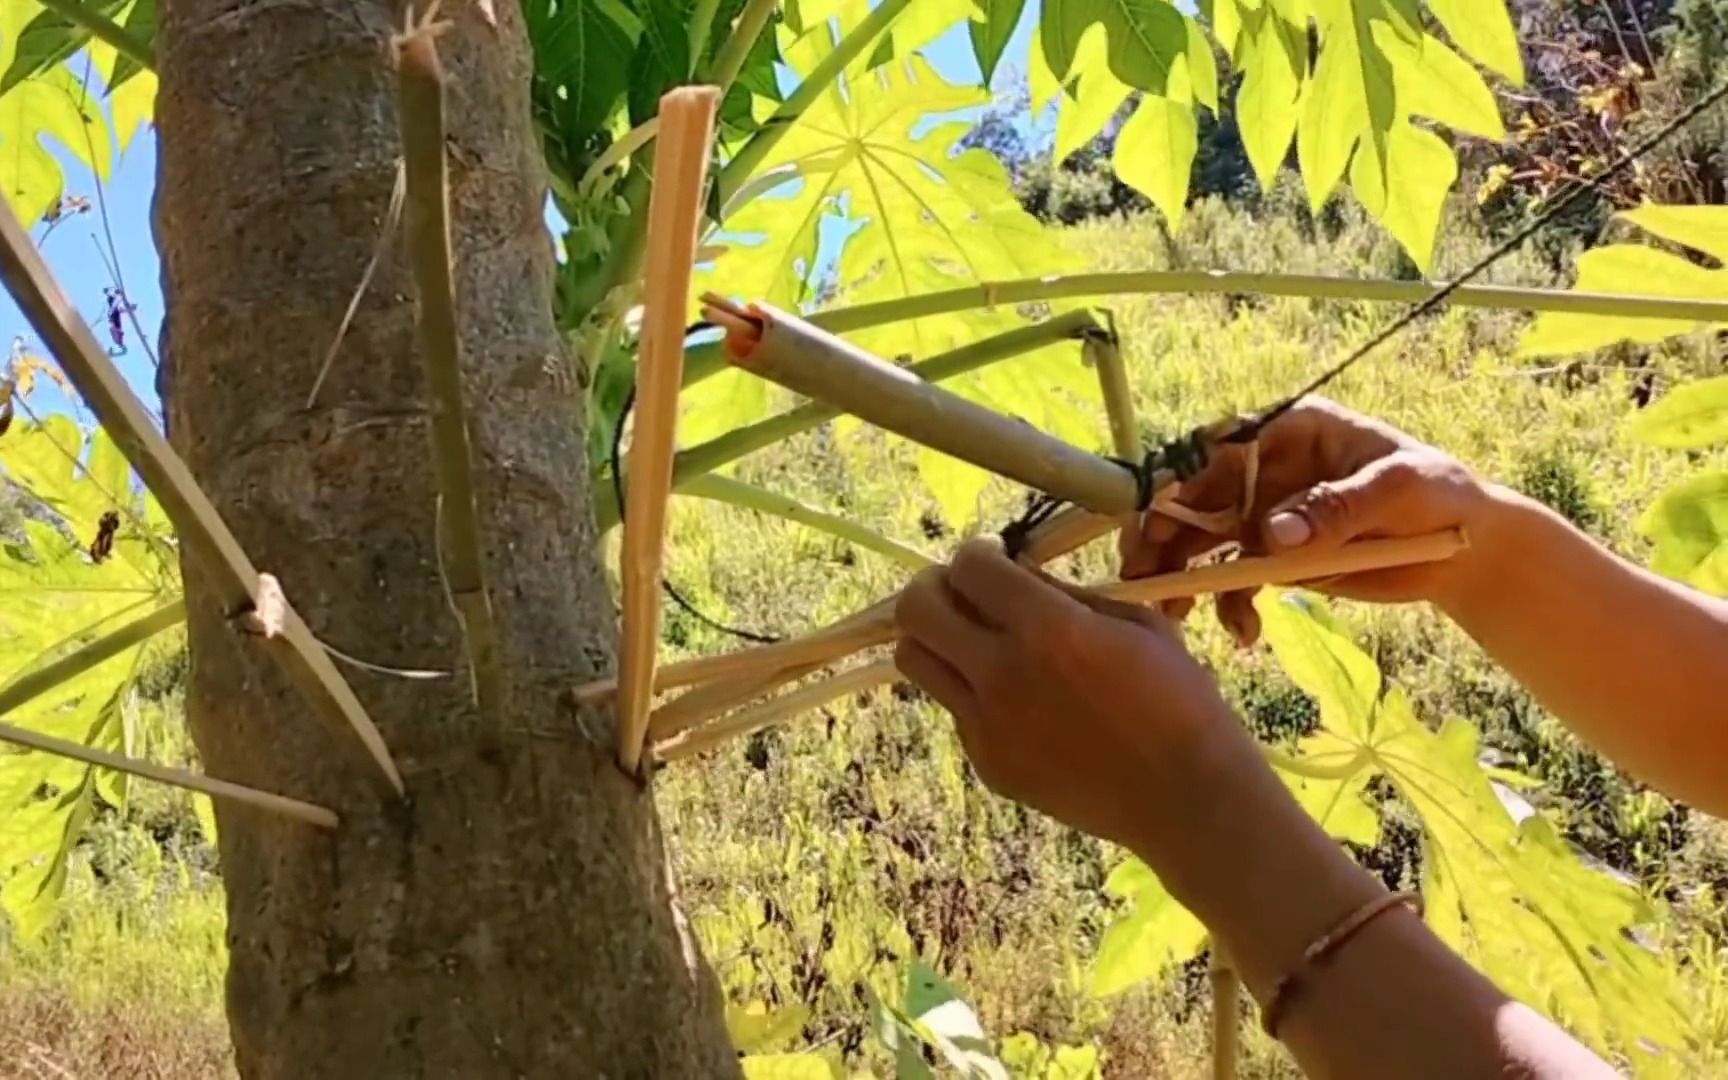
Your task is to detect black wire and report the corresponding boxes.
[610,322,782,645]
[1227,77,1728,445]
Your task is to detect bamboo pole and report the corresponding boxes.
[0,165,404,797]
[654,657,899,762]
[594,310,1100,530]
[1088,324,1140,461]
[615,86,723,776]
[1212,946,1240,1080]
[708,300,1147,517]
[680,270,1728,388]
[0,600,186,718]
[0,721,338,829]
[397,11,503,716]
[1013,505,1118,567]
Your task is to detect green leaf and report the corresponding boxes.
[741,1055,838,1080]
[1053,29,1128,164]
[903,960,1009,1080]
[1272,731,1380,844]
[1254,592,1381,739]
[88,0,156,152]
[529,0,638,142]
[1296,0,1398,214]
[1040,0,1194,95]
[192,792,219,846]
[968,0,1027,82]
[1422,0,1523,83]
[0,64,114,226]
[1635,471,1728,596]
[1113,91,1197,229]
[1089,857,1208,996]
[1625,376,1728,449]
[1362,119,1456,273]
[1519,244,1728,357]
[1233,5,1305,191]
[728,1001,813,1054]
[1373,28,1504,140]
[1618,203,1728,264]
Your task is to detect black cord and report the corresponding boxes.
[610,323,782,645]
[1000,78,1728,558]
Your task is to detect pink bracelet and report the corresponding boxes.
[1261,890,1425,1039]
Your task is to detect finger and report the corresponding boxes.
[946,537,1089,639]
[1215,588,1262,648]
[1259,454,1418,553]
[895,567,1000,679]
[894,638,981,722]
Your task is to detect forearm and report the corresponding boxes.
[1140,760,1615,1079]
[1442,487,1728,816]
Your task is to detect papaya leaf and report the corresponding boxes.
[1254,592,1380,739]
[1088,857,1208,996]
[969,0,1027,83]
[1052,28,1126,165]
[1040,0,1198,98]
[1635,471,1728,597]
[1520,204,1728,357]
[88,0,156,152]
[740,1055,838,1080]
[728,1001,814,1054]
[0,63,114,226]
[1231,2,1305,191]
[1113,90,1197,229]
[1625,376,1728,450]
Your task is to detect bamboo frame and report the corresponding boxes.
[0,165,404,797]
[630,531,1467,756]
[680,473,934,571]
[593,310,1101,530]
[654,657,900,762]
[615,86,723,776]
[0,599,186,718]
[1087,324,1140,461]
[709,301,1147,517]
[1014,505,1119,567]
[1212,946,1240,1080]
[397,13,503,715]
[0,720,338,829]
[680,270,1728,388]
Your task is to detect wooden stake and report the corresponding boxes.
[709,300,1148,517]
[0,172,404,797]
[615,85,722,776]
[0,721,338,829]
[654,657,900,762]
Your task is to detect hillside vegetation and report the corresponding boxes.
[5,196,1725,1077]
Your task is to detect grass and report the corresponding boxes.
[2,191,1725,1076]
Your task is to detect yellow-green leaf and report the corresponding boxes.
[1113,92,1197,229]
[1367,119,1457,273]
[729,1001,813,1054]
[1040,0,1193,95]
[741,1054,839,1079]
[1053,28,1128,164]
[1625,376,1728,449]
[0,65,113,226]
[1374,27,1504,140]
[1617,203,1728,264]
[1088,857,1208,996]
[1519,245,1728,357]
[1233,6,1305,190]
[1636,471,1728,596]
[1422,0,1524,83]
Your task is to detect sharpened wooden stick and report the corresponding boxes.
[654,657,900,762]
[616,85,722,776]
[0,172,404,797]
[397,12,502,715]
[710,301,1152,517]
[0,721,338,828]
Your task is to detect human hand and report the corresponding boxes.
[1124,397,1497,646]
[894,538,1270,859]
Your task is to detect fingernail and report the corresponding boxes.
[1267,511,1312,548]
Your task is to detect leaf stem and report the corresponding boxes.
[594,310,1099,529]
[717,0,914,204]
[578,118,659,198]
[34,0,155,72]
[1261,745,1372,781]
[680,268,1728,388]
[703,0,779,95]
[680,473,933,571]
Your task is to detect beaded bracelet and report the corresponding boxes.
[1261,890,1425,1039]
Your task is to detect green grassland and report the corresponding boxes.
[5,195,1727,1077]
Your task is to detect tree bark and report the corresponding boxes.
[153,2,738,1075]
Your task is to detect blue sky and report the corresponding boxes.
[1,3,1043,419]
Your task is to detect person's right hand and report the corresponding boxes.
[1123,397,1501,646]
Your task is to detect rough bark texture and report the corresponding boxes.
[153,2,739,1075]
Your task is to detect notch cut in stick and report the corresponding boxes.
[397,14,502,715]
[648,532,1468,755]
[615,85,722,776]
[0,181,403,797]
[0,721,338,829]
[706,299,1151,517]
[655,657,901,762]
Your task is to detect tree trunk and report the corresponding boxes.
[152,2,738,1075]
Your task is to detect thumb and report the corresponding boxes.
[1260,456,1414,553]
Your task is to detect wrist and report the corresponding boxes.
[1435,483,1549,620]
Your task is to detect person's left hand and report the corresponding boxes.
[893,538,1269,860]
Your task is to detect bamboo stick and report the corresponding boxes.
[0,721,338,829]
[1212,948,1240,1080]
[615,86,723,776]
[0,599,186,718]
[1013,505,1119,567]
[397,13,503,716]
[680,270,1728,388]
[654,657,900,762]
[594,310,1100,530]
[1088,326,1140,461]
[0,164,403,797]
[711,301,1146,517]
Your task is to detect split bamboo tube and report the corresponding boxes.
[704,299,1147,517]
[655,657,900,761]
[614,86,722,775]
[0,721,338,829]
